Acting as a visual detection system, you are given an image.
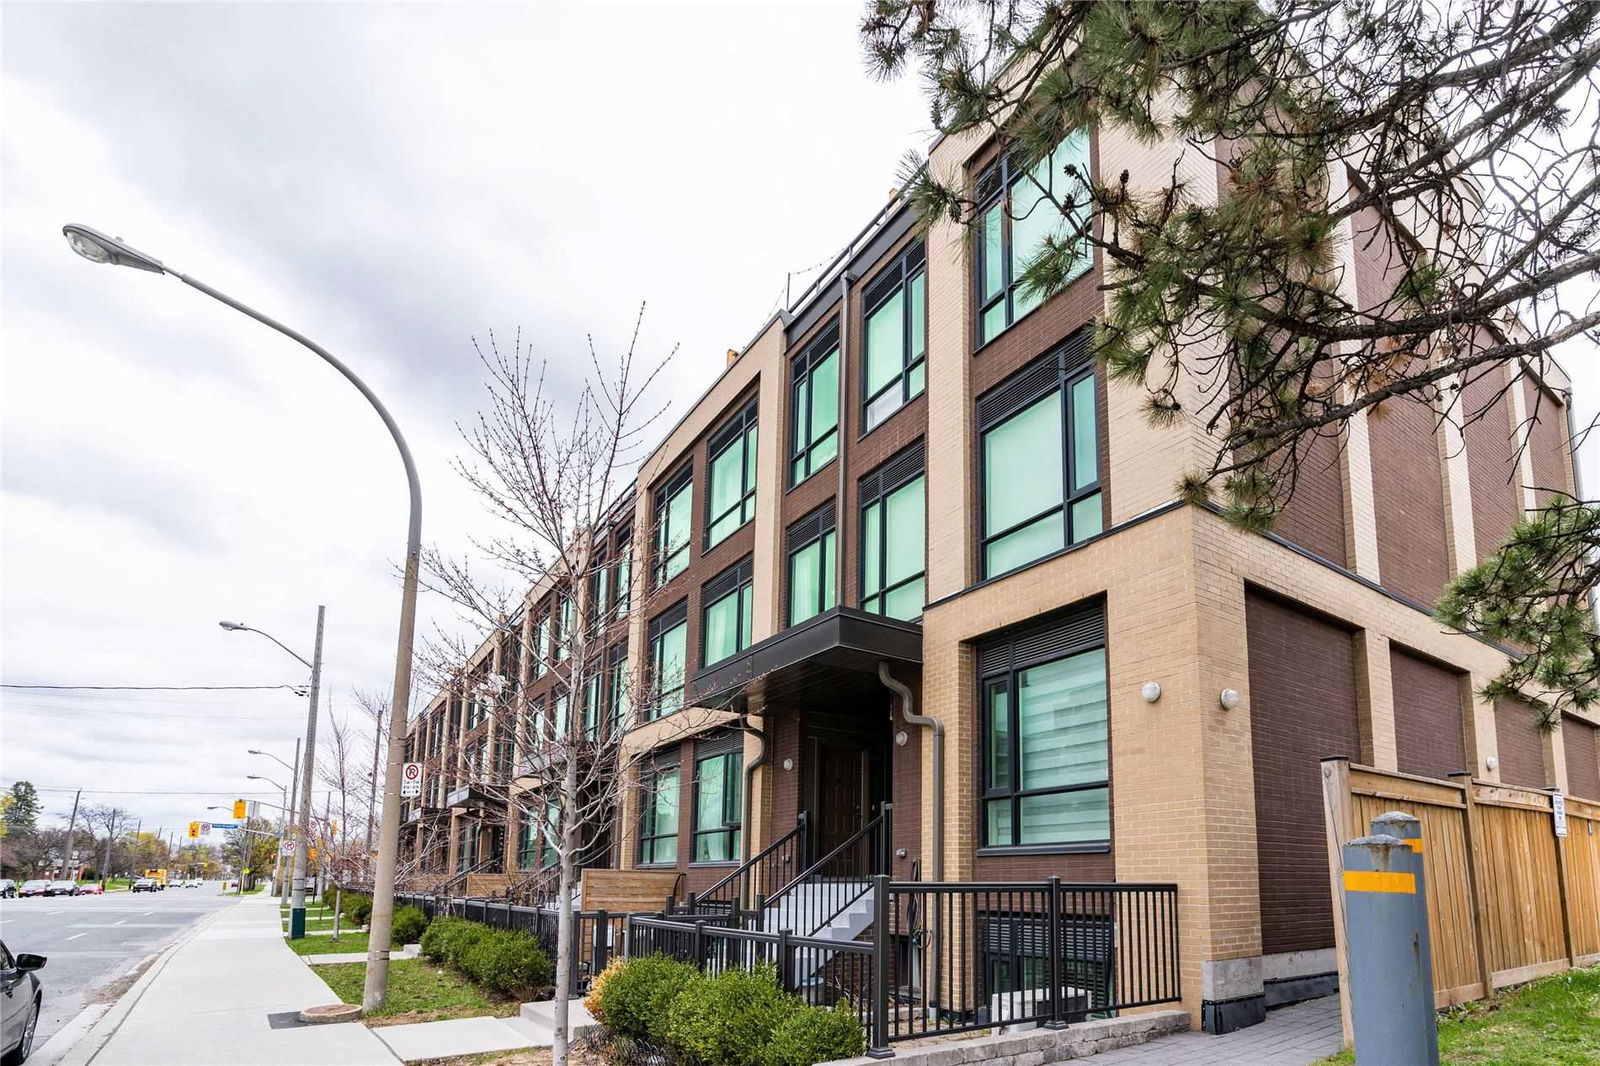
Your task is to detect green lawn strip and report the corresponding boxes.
[312,959,519,1024]
[284,931,370,956]
[1316,965,1600,1066]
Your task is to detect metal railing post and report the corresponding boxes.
[692,920,707,970]
[777,927,794,992]
[881,802,894,875]
[594,909,609,977]
[1044,876,1066,1029]
[755,893,767,932]
[798,810,810,869]
[868,873,893,1058]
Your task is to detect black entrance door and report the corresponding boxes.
[813,739,866,858]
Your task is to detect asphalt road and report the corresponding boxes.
[0,884,238,1054]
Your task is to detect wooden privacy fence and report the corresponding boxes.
[1321,757,1600,1038]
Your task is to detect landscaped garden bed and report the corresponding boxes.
[314,959,522,1026]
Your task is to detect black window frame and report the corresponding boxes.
[606,641,630,734]
[861,242,928,434]
[789,322,841,488]
[785,501,837,627]
[973,131,1092,348]
[700,556,755,668]
[859,440,927,620]
[977,330,1101,580]
[612,526,633,620]
[978,601,1110,854]
[637,758,681,867]
[690,733,744,865]
[705,399,759,550]
[653,465,694,588]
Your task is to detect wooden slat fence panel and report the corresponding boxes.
[1324,759,1598,1029]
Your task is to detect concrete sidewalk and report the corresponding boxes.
[64,893,399,1066]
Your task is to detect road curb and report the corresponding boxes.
[50,899,240,1066]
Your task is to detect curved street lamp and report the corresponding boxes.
[63,223,421,1010]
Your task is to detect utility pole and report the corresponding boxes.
[366,703,381,874]
[59,789,82,880]
[289,606,325,938]
[280,737,301,903]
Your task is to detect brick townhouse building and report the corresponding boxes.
[398,114,1597,1033]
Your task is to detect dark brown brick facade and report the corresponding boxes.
[1462,369,1522,565]
[1562,715,1600,801]
[1245,590,1361,956]
[1494,697,1548,789]
[1274,427,1348,568]
[1389,646,1468,780]
[1367,395,1451,607]
[1525,379,1574,507]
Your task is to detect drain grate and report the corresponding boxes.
[265,1011,312,1030]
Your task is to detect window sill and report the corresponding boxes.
[687,861,739,868]
[636,862,678,870]
[976,843,1111,857]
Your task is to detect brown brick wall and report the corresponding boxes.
[1389,647,1468,780]
[1274,427,1347,567]
[1367,395,1451,606]
[1525,379,1574,507]
[1462,369,1521,563]
[1245,590,1361,956]
[1494,697,1548,789]
[1563,715,1600,801]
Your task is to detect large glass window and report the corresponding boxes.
[612,529,632,620]
[693,743,743,863]
[531,610,550,679]
[639,764,679,866]
[862,477,925,620]
[587,553,608,637]
[976,129,1092,346]
[649,604,688,720]
[706,402,758,549]
[654,469,693,586]
[863,243,927,431]
[701,558,754,666]
[982,635,1109,849]
[979,338,1101,578]
[787,505,837,626]
[790,327,840,485]
[582,671,602,741]
[607,644,630,734]
[555,594,573,661]
[519,802,558,870]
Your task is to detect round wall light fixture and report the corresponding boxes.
[895,730,909,746]
[1219,688,1242,711]
[1140,681,1162,703]
[782,757,794,772]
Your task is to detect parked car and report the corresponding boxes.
[76,883,104,896]
[45,881,78,898]
[130,878,159,894]
[0,940,46,1064]
[0,881,15,899]
[16,882,49,899]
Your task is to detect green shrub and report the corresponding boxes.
[457,929,553,999]
[597,955,704,1043]
[761,1004,866,1066]
[420,916,478,962]
[391,905,429,946]
[663,965,799,1066]
[345,897,373,926]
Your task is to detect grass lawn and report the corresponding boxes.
[312,959,518,1026]
[284,931,370,956]
[1317,965,1600,1066]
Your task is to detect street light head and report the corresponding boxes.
[219,621,246,632]
[62,224,166,274]
[247,749,264,755]
[246,775,266,781]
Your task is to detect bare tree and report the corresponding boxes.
[353,688,390,865]
[80,804,132,884]
[421,308,744,1066]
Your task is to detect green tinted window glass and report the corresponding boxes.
[909,272,926,364]
[989,684,1011,789]
[1017,651,1107,791]
[982,202,1005,304]
[692,752,741,863]
[652,621,686,719]
[865,290,903,397]
[862,503,882,598]
[641,767,679,865]
[702,587,743,665]
[986,518,1064,579]
[883,579,924,620]
[809,353,838,452]
[1071,376,1097,491]
[884,478,925,587]
[789,543,819,626]
[1019,788,1109,846]
[1071,494,1102,542]
[984,395,1063,535]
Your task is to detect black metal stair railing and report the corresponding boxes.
[760,802,892,938]
[682,812,810,921]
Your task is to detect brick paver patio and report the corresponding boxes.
[1085,996,1342,1066]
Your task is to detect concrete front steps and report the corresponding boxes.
[370,999,595,1065]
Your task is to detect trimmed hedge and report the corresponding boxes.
[663,966,796,1066]
[594,956,868,1066]
[458,930,554,999]
[391,905,429,946]
[595,954,702,1044]
[338,890,373,926]
[420,916,489,964]
[761,1004,866,1066]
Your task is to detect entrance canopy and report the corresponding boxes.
[688,606,921,711]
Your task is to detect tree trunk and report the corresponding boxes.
[552,754,579,1066]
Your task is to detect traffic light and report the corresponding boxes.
[187,821,200,840]
[233,799,247,820]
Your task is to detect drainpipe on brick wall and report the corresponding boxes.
[835,271,854,608]
[739,712,768,866]
[879,661,942,880]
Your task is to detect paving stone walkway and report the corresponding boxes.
[1084,997,1341,1066]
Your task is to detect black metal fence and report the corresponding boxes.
[629,876,1180,1056]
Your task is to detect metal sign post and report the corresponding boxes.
[1343,823,1439,1066]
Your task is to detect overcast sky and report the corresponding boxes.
[0,0,933,843]
[4,3,1597,851]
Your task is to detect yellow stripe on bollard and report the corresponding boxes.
[1401,838,1424,854]
[1343,870,1416,894]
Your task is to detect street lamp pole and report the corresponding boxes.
[63,224,421,1007]
[251,741,302,900]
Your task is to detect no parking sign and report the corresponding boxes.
[400,762,423,798]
